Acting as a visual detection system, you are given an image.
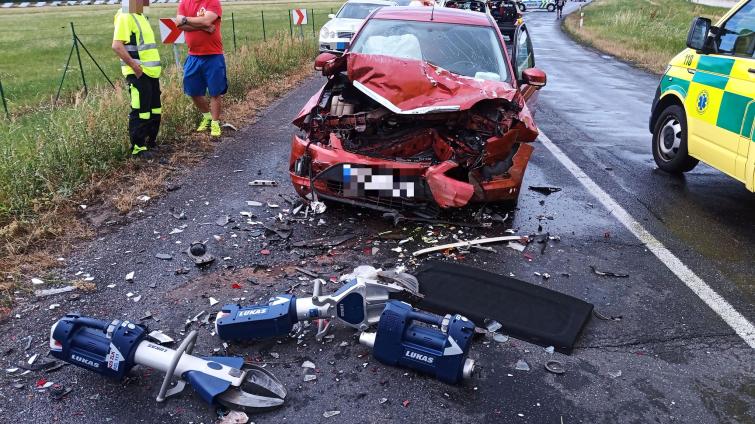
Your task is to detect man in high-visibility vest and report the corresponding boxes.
[111,0,162,158]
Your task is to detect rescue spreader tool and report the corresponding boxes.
[215,267,419,341]
[49,314,287,411]
[359,301,475,384]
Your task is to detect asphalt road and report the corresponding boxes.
[1,4,752,424]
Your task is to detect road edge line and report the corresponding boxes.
[537,132,755,349]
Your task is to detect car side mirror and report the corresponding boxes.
[522,67,546,89]
[328,13,335,19]
[314,52,337,72]
[686,17,711,52]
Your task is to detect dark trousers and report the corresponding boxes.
[126,74,161,151]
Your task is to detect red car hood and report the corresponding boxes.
[294,53,534,132]
[346,53,520,113]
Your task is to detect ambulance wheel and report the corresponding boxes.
[652,105,698,173]
[547,4,556,12]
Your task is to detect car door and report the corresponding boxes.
[510,24,538,104]
[686,0,754,179]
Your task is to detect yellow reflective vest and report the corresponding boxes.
[113,11,161,78]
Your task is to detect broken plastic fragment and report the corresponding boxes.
[247,201,263,207]
[125,271,135,281]
[304,374,317,382]
[608,370,622,379]
[323,411,340,418]
[28,354,39,365]
[31,278,44,285]
[311,201,326,214]
[514,360,530,371]
[590,266,629,278]
[35,286,76,298]
[302,360,316,369]
[484,319,502,333]
[544,346,555,354]
[132,295,142,302]
[137,195,150,202]
[155,253,172,260]
[249,180,278,187]
[209,297,219,307]
[169,228,184,235]
[545,360,565,375]
[218,410,249,424]
[48,304,60,310]
[493,334,509,343]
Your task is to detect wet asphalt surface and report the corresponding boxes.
[1,4,753,423]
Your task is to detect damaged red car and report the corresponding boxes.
[291,6,545,216]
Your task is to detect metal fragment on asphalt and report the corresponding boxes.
[590,266,629,278]
[249,180,278,187]
[514,360,530,371]
[323,411,340,418]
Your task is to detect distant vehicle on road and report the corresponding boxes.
[516,0,556,12]
[292,6,547,214]
[649,0,754,191]
[490,0,523,40]
[319,0,396,53]
[438,0,490,14]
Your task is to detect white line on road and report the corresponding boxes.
[538,132,755,349]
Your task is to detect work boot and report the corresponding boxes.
[210,120,221,138]
[196,113,211,132]
[131,145,154,160]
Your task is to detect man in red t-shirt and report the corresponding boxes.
[175,0,226,137]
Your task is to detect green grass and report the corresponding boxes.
[563,0,725,73]
[0,1,340,112]
[0,34,318,226]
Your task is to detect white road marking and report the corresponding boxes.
[538,132,755,349]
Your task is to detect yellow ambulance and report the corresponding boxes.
[649,0,754,191]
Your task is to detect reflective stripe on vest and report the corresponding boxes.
[125,43,157,52]
[121,59,162,67]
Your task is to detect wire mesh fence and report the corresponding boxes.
[0,3,337,117]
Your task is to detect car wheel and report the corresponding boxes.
[547,4,555,11]
[652,104,698,173]
[518,2,526,11]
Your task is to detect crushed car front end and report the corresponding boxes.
[291,10,540,215]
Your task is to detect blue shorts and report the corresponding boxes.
[183,54,228,97]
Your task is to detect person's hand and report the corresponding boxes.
[131,62,144,78]
[203,24,216,34]
[174,15,185,25]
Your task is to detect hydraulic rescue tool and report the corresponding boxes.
[49,314,287,411]
[359,301,475,385]
[215,266,419,341]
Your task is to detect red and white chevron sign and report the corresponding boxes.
[291,8,307,25]
[159,18,185,44]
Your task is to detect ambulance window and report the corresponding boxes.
[716,0,755,58]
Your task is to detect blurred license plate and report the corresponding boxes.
[342,164,416,198]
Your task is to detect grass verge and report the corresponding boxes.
[0,34,318,308]
[563,0,725,74]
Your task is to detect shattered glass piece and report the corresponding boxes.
[544,346,555,354]
[379,398,388,404]
[514,360,530,371]
[493,334,509,343]
[608,370,622,379]
[302,360,316,369]
[311,201,326,214]
[323,411,341,418]
[304,374,317,382]
[270,352,280,359]
[484,319,502,333]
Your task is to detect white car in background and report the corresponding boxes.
[319,0,397,53]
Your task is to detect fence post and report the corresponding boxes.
[579,5,583,28]
[74,34,115,89]
[288,9,293,38]
[55,36,77,104]
[231,12,237,52]
[71,22,87,96]
[261,10,266,41]
[0,77,8,119]
[311,9,315,36]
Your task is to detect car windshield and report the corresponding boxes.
[349,19,510,82]
[337,3,387,19]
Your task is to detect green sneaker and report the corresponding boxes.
[196,115,211,132]
[210,120,221,137]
